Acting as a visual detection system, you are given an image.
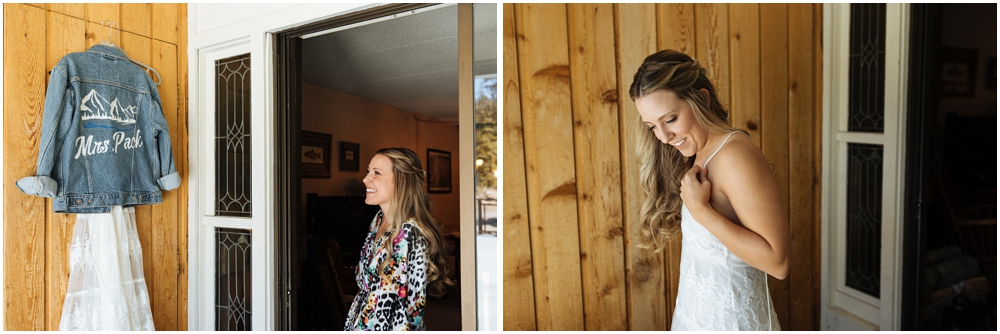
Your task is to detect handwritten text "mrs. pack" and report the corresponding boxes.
[74,130,144,159]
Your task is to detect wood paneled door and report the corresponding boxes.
[503,3,824,330]
[3,3,189,330]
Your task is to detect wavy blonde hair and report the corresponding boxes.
[628,50,747,252]
[374,147,454,297]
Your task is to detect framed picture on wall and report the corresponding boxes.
[302,131,332,178]
[940,47,978,98]
[426,149,451,193]
[339,141,360,172]
[986,57,996,90]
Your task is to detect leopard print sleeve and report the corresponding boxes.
[402,221,429,330]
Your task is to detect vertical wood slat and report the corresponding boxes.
[515,3,585,330]
[85,3,119,32]
[812,5,824,328]
[151,40,180,330]
[656,4,696,55]
[174,4,190,330]
[694,4,731,115]
[728,4,761,145]
[47,4,83,19]
[501,3,537,330]
[121,3,151,37]
[176,4,190,330]
[788,3,818,330]
[4,3,48,330]
[616,4,666,331]
[43,11,86,331]
[84,21,103,48]
[151,3,179,44]
[759,4,792,328]
[566,3,628,330]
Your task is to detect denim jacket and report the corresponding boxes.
[16,44,180,213]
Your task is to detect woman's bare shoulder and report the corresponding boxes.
[706,134,773,190]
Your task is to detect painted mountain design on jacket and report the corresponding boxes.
[80,89,138,124]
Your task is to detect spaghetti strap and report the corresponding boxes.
[703,132,745,167]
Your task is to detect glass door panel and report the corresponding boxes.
[472,3,498,331]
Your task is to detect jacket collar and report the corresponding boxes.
[87,44,128,58]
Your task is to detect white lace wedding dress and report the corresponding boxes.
[60,206,155,331]
[670,204,779,330]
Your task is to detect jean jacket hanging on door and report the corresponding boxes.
[16,44,179,213]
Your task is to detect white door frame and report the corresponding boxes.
[189,38,268,330]
[820,3,910,331]
[187,3,479,330]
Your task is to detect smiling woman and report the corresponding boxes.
[630,49,789,330]
[502,3,823,331]
[346,147,453,330]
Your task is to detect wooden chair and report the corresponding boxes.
[306,237,349,328]
[938,169,997,281]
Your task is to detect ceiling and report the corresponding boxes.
[301,4,497,122]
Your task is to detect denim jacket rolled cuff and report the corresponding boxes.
[158,172,181,191]
[15,176,58,198]
[54,192,163,213]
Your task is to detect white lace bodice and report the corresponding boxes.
[670,204,779,331]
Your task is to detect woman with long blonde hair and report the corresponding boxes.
[344,147,453,331]
[630,49,790,330]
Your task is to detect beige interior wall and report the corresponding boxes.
[939,3,997,117]
[300,81,461,233]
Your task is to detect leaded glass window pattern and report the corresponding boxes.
[848,4,886,133]
[845,143,883,298]
[215,54,252,217]
[216,228,252,330]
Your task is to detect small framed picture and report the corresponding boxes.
[339,141,360,172]
[986,57,996,90]
[426,149,451,193]
[940,47,978,98]
[302,131,331,178]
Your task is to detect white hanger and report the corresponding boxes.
[100,20,162,86]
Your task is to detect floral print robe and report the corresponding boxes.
[345,212,428,331]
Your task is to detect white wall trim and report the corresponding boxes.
[820,4,842,330]
[188,4,379,50]
[457,3,479,330]
[883,4,910,330]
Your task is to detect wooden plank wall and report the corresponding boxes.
[3,3,188,331]
[503,3,823,330]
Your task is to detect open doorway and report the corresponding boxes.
[905,3,996,330]
[271,4,481,330]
